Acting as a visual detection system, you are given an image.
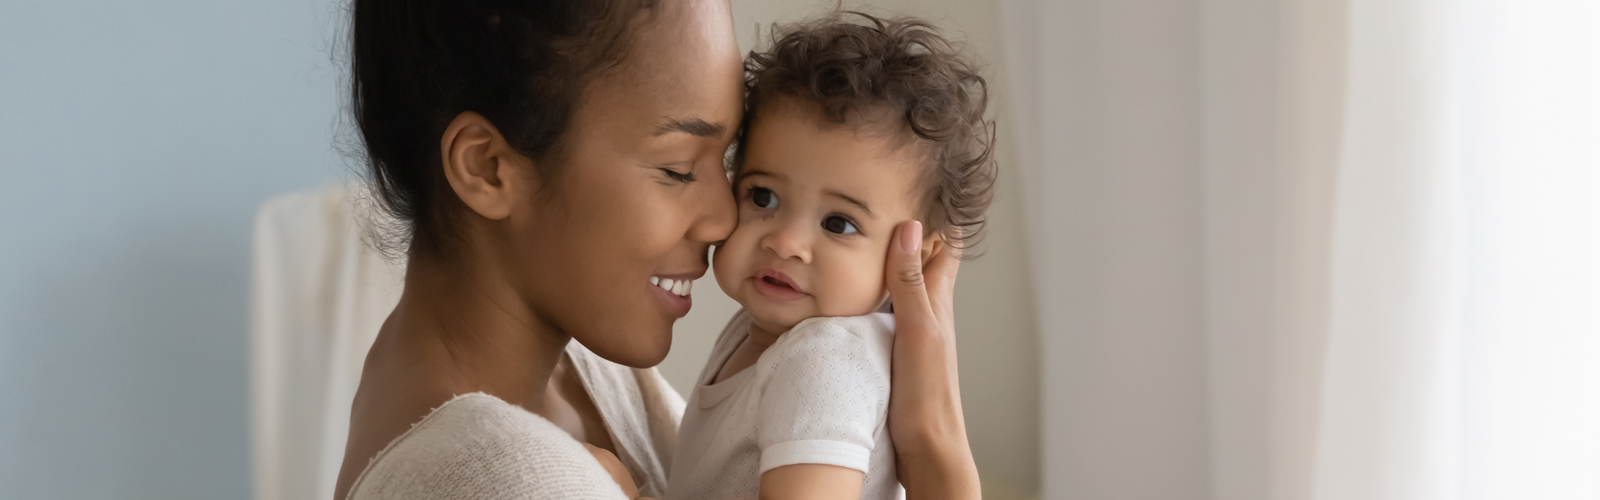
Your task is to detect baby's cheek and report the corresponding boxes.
[711,233,751,299]
[818,255,889,317]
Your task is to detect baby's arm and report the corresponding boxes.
[760,464,864,500]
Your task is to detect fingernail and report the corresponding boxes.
[900,221,922,253]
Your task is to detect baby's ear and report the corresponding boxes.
[920,233,945,268]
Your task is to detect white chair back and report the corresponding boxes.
[249,185,403,500]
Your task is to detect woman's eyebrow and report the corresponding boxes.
[653,117,725,137]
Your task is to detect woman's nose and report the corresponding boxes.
[760,219,812,263]
[687,173,737,244]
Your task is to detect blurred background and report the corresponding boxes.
[2,0,1597,499]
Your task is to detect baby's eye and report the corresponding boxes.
[821,215,858,235]
[749,187,777,209]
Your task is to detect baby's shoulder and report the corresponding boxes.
[762,313,896,371]
[750,314,896,411]
[788,312,895,343]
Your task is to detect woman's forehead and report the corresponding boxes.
[578,61,741,142]
[582,44,742,136]
[564,0,741,146]
[622,19,737,86]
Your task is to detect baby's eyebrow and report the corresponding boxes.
[826,190,874,217]
[738,170,783,182]
[652,117,725,138]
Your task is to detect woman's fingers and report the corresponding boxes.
[887,220,961,335]
[883,220,981,500]
[886,222,965,446]
[886,221,935,332]
[923,239,961,332]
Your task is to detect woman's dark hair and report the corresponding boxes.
[351,0,657,254]
[733,11,998,253]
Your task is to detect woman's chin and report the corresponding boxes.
[581,328,673,368]
[613,346,671,368]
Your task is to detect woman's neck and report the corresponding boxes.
[390,248,570,413]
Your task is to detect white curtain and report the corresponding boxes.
[1002,0,1600,498]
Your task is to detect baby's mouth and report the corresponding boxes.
[753,269,807,301]
[761,275,797,292]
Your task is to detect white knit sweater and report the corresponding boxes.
[347,393,628,499]
[348,342,686,499]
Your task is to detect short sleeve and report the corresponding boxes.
[755,315,894,475]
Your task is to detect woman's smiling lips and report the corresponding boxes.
[752,269,808,301]
[651,272,700,318]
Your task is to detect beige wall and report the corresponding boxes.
[655,1,1039,498]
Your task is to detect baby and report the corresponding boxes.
[667,12,995,500]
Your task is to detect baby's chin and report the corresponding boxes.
[741,300,805,334]
[737,289,889,334]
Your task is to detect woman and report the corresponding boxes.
[334,0,980,498]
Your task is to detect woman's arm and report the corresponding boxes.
[884,221,981,500]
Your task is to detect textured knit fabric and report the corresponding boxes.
[565,340,686,497]
[667,310,904,500]
[346,341,685,499]
[346,393,629,499]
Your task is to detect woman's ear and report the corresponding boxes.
[439,111,534,221]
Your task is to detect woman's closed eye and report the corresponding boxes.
[659,167,697,184]
[822,215,859,235]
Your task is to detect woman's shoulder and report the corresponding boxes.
[397,392,561,439]
[347,393,627,500]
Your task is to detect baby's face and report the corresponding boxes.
[713,103,926,333]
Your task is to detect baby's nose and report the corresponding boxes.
[760,223,813,263]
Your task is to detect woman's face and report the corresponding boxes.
[502,0,743,368]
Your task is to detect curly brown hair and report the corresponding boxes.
[732,11,999,253]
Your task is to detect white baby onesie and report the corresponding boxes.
[666,310,903,500]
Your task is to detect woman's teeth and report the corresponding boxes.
[650,276,691,297]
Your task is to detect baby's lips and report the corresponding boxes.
[756,268,804,293]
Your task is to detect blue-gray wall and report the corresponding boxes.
[0,1,346,497]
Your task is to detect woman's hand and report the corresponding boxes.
[884,220,981,500]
